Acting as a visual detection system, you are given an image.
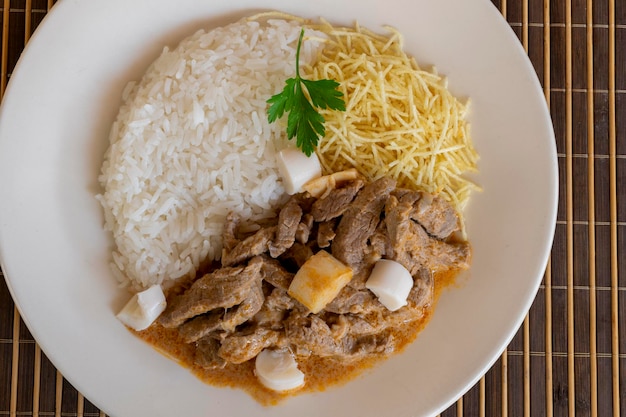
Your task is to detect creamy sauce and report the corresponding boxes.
[135,269,460,405]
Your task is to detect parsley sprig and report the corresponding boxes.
[267,28,346,156]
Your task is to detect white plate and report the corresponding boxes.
[0,0,557,416]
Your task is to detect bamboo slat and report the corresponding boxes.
[586,0,598,415]
[564,1,575,416]
[607,1,620,415]
[1,0,9,96]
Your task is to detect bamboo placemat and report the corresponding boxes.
[1,0,624,416]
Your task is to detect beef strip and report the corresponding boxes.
[311,179,365,222]
[423,229,470,270]
[385,195,470,275]
[316,220,336,248]
[218,327,283,364]
[406,268,434,310]
[264,287,297,311]
[295,214,314,244]
[324,286,378,315]
[347,332,396,358]
[384,196,417,273]
[366,219,391,263]
[269,198,302,258]
[221,279,265,332]
[332,177,396,288]
[291,192,316,212]
[411,193,459,239]
[340,313,383,336]
[195,337,226,369]
[280,242,313,269]
[257,256,294,290]
[285,314,338,357]
[159,259,263,328]
[393,188,460,239]
[178,310,223,343]
[285,314,395,361]
[221,226,276,267]
[253,288,295,329]
[222,212,241,251]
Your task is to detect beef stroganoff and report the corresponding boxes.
[97,13,478,404]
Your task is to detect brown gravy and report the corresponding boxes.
[134,268,460,405]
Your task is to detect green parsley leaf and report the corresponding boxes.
[301,79,346,111]
[267,28,345,156]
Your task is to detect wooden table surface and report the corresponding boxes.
[1,0,624,416]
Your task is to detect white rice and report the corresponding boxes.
[97,18,324,289]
